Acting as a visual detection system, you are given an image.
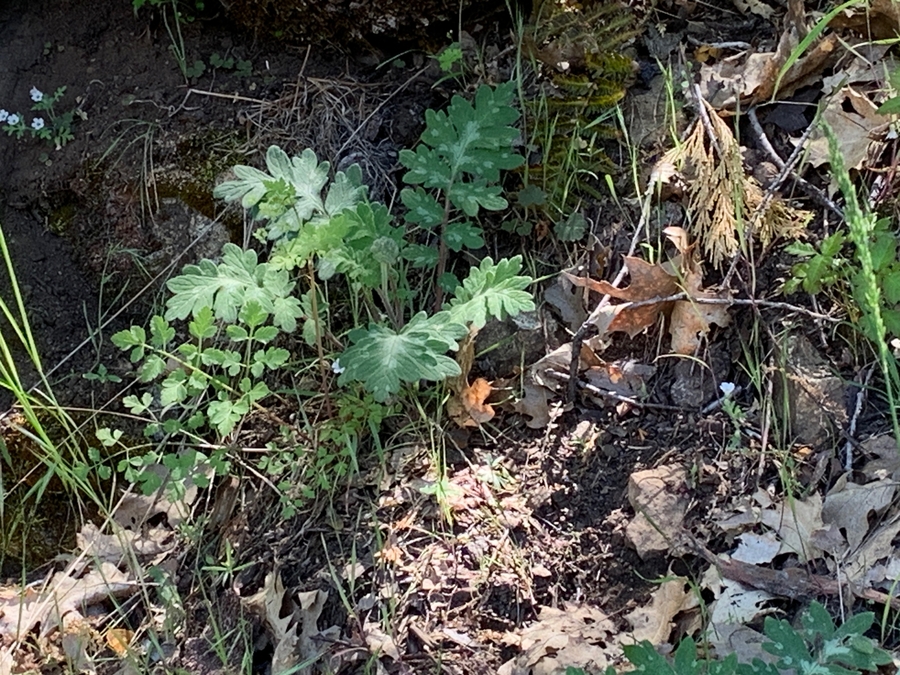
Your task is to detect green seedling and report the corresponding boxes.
[82,363,122,384]
[210,52,252,77]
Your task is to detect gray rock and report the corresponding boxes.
[775,332,848,447]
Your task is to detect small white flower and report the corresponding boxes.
[31,117,44,130]
[7,114,19,125]
[30,87,43,102]
[719,381,736,397]
[0,110,7,122]
[331,359,344,374]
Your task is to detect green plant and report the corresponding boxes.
[1,86,78,149]
[785,219,900,340]
[717,382,745,450]
[209,51,252,77]
[109,245,301,494]
[114,249,298,434]
[113,83,535,505]
[783,231,849,297]
[298,390,392,498]
[0,223,112,571]
[214,84,535,401]
[609,601,891,675]
[876,65,900,115]
[823,122,900,446]
[82,363,123,384]
[786,124,900,444]
[398,81,524,293]
[202,539,253,587]
[132,0,204,80]
[433,42,465,86]
[438,43,463,71]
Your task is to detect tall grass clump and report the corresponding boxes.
[0,223,108,566]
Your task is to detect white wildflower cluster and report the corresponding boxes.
[1,84,76,149]
[0,110,20,125]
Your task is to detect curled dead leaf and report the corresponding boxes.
[564,257,680,338]
[699,29,839,110]
[831,0,900,39]
[805,86,888,171]
[448,377,496,427]
[585,360,656,400]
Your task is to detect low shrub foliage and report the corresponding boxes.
[108,83,535,503]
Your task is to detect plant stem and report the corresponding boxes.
[434,190,453,312]
[307,259,332,417]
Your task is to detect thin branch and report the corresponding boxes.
[724,108,822,287]
[565,186,652,402]
[747,106,843,218]
[546,369,688,412]
[843,365,874,472]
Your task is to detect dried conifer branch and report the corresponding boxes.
[724,108,823,286]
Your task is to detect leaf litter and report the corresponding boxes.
[10,0,900,673]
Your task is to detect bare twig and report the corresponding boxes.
[843,365,874,472]
[686,534,900,611]
[545,369,688,412]
[336,63,431,158]
[685,37,753,51]
[565,195,649,402]
[692,84,722,157]
[746,107,843,218]
[709,296,841,322]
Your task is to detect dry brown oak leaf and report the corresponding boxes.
[448,377,495,427]
[564,256,680,338]
[669,268,731,355]
[565,257,730,354]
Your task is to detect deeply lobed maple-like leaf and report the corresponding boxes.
[214,146,368,242]
[445,255,535,329]
[164,243,303,333]
[338,313,467,402]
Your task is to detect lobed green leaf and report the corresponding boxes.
[338,313,466,401]
[445,256,535,328]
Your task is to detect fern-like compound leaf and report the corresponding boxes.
[444,221,484,252]
[448,181,507,216]
[164,243,303,333]
[401,187,444,228]
[445,256,535,328]
[400,83,524,190]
